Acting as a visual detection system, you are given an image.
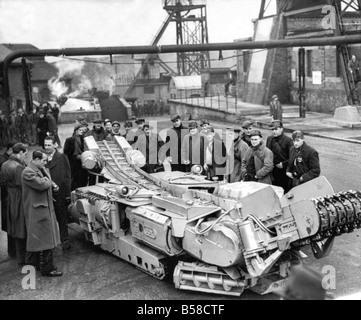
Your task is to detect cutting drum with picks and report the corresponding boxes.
[67,135,361,296]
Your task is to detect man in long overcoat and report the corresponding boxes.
[22,149,62,277]
[270,95,283,122]
[44,135,71,250]
[225,127,249,183]
[241,130,274,185]
[0,141,16,257]
[1,143,28,264]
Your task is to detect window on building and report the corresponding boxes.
[144,86,155,94]
[243,51,250,73]
[306,50,312,77]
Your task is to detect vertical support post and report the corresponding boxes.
[298,48,306,118]
[22,58,33,114]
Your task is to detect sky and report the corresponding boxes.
[0,0,276,50]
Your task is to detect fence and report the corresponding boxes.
[171,88,238,113]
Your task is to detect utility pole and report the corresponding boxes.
[298,48,306,118]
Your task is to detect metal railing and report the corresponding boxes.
[171,88,238,113]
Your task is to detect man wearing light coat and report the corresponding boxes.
[22,149,62,277]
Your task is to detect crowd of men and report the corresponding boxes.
[0,102,61,148]
[0,112,321,279]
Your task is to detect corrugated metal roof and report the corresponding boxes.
[171,75,202,90]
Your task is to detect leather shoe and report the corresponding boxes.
[43,270,63,277]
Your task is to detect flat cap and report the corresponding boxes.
[292,130,304,140]
[249,129,262,138]
[272,94,278,100]
[124,121,133,127]
[112,121,121,127]
[170,114,181,122]
[135,118,145,124]
[74,123,87,132]
[93,119,103,124]
[270,120,283,129]
[241,120,254,129]
[76,115,85,121]
[104,118,112,125]
[143,124,153,130]
[188,121,198,129]
[200,118,210,126]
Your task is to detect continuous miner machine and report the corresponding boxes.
[67,135,361,297]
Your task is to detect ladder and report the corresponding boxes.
[333,1,360,104]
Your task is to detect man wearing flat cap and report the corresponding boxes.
[225,127,249,183]
[266,120,293,193]
[270,94,283,122]
[286,130,320,187]
[200,118,221,141]
[181,121,205,172]
[241,130,274,184]
[112,121,121,137]
[86,119,106,141]
[161,114,188,172]
[240,120,254,147]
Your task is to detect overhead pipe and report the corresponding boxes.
[2,34,361,111]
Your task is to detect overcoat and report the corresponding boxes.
[63,135,89,190]
[287,142,320,184]
[1,155,26,238]
[228,138,249,183]
[21,162,60,252]
[204,138,228,180]
[47,150,71,205]
[241,142,274,184]
[270,100,283,121]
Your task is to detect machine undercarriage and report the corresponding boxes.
[67,136,361,296]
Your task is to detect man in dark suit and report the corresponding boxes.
[44,135,72,250]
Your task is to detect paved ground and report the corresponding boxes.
[1,103,361,301]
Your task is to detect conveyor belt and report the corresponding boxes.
[96,140,167,194]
